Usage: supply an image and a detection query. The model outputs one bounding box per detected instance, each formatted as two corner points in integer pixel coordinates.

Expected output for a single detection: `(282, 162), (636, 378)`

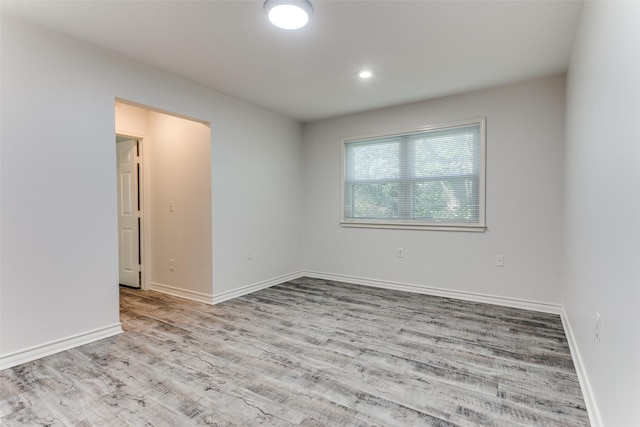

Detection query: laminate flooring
(0, 277), (590, 426)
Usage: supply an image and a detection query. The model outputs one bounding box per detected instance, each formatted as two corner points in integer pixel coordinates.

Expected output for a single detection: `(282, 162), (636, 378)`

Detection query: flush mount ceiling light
(264, 0), (313, 30)
(357, 69), (373, 79)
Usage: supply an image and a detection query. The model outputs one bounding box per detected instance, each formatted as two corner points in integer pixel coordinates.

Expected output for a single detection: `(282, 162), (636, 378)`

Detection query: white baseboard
(0, 323), (123, 371)
(212, 271), (304, 304)
(151, 271), (562, 315)
(560, 308), (603, 427)
(302, 271), (563, 314)
(150, 273), (304, 306)
(149, 282), (214, 304)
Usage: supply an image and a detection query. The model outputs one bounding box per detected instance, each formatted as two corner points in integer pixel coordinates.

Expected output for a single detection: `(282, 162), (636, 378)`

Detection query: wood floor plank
(1, 278), (589, 426)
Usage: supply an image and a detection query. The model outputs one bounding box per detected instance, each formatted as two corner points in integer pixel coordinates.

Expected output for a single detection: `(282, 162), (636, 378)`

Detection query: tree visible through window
(342, 119), (485, 230)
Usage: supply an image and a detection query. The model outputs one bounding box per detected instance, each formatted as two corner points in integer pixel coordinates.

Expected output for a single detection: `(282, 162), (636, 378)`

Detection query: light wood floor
(1, 277), (589, 426)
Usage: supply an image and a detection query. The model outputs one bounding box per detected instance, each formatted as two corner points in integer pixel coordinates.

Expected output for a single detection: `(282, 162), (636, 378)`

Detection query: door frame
(116, 131), (149, 290)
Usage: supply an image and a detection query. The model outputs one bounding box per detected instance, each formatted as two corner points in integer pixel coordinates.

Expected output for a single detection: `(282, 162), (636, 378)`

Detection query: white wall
(302, 75), (566, 305)
(116, 103), (213, 297)
(147, 111), (212, 296)
(562, 2), (640, 426)
(0, 15), (302, 360)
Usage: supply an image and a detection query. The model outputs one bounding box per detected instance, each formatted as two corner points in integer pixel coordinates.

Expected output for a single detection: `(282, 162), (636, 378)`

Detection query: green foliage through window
(343, 119), (485, 228)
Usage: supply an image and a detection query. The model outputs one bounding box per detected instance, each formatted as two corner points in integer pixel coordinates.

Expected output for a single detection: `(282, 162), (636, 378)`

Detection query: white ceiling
(1, 0), (583, 122)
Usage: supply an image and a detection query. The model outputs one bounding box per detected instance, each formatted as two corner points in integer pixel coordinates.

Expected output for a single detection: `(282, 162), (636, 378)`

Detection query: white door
(116, 138), (140, 288)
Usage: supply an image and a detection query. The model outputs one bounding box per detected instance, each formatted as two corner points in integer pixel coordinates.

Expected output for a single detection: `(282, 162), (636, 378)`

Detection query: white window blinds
(342, 119), (485, 230)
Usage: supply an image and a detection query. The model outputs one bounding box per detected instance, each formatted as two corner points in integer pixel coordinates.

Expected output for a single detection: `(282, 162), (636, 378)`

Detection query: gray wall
(0, 15), (303, 356)
(302, 75), (566, 305)
(562, 2), (640, 426)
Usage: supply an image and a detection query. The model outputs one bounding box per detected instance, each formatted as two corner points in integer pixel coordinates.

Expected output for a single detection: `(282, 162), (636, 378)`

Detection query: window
(342, 118), (486, 231)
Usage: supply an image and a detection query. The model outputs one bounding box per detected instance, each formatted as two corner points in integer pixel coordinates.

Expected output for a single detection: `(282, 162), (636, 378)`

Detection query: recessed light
(264, 0), (313, 30)
(357, 69), (373, 79)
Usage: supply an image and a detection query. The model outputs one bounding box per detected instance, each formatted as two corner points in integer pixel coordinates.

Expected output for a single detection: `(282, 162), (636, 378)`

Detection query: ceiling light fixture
(264, 0), (313, 30)
(357, 69), (373, 79)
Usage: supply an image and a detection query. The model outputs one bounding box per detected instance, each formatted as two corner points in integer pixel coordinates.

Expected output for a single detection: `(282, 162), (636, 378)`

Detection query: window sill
(340, 221), (487, 232)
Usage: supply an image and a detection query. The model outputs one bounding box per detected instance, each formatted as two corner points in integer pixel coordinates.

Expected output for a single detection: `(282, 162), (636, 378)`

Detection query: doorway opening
(114, 99), (213, 301)
(116, 135), (143, 288)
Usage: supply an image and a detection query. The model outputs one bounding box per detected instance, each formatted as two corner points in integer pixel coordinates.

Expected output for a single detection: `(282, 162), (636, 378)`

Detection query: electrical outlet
(169, 259), (175, 271)
(397, 248), (404, 258)
(496, 255), (504, 267)
(247, 249), (253, 260)
(595, 312), (602, 343)
(169, 200), (175, 212)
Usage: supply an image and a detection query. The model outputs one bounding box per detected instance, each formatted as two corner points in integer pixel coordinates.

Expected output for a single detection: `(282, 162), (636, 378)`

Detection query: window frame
(340, 117), (487, 232)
